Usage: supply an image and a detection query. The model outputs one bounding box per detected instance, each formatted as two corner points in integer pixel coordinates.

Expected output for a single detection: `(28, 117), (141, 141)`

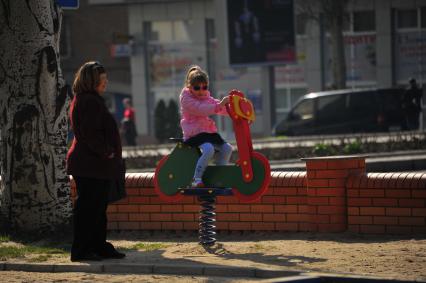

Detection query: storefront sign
(395, 31), (426, 83)
(110, 44), (131, 58)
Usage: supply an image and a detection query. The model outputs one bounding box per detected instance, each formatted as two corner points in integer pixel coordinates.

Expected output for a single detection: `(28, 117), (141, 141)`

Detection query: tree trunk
(0, 0), (72, 232)
(328, 0), (347, 89)
(297, 0), (348, 89)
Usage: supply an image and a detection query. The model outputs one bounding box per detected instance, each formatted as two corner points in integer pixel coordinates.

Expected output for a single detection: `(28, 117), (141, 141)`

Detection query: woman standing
(67, 61), (125, 261)
(121, 98), (138, 146)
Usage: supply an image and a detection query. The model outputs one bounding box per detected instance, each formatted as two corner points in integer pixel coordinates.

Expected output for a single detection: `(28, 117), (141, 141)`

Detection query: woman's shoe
(96, 242), (126, 259)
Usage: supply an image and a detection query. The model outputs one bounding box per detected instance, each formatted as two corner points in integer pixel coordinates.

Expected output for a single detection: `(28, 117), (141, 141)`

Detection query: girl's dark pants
(71, 176), (109, 257)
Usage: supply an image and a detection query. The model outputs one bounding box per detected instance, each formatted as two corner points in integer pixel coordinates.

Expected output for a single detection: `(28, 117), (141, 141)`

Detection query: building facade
(60, 0), (131, 125)
(88, 0), (426, 141)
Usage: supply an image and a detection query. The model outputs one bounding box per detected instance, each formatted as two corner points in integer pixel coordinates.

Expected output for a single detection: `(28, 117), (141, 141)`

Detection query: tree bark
(328, 0), (347, 89)
(0, 0), (72, 232)
(297, 0), (348, 89)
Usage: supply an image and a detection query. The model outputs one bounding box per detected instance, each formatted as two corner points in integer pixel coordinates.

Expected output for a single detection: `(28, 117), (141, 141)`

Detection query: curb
(2, 262), (425, 282)
(1, 262), (301, 279)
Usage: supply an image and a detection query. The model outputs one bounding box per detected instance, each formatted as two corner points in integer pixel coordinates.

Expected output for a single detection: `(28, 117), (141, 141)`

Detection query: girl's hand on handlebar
(220, 96), (230, 107)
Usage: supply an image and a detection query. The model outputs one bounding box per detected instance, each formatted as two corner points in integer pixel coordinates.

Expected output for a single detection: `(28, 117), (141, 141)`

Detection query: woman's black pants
(71, 176), (110, 257)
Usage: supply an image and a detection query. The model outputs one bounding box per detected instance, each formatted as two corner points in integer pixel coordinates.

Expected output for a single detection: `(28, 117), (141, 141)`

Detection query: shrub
(154, 99), (168, 143)
(343, 140), (363, 154)
(154, 99), (182, 143)
(166, 100), (182, 139)
(312, 143), (335, 156)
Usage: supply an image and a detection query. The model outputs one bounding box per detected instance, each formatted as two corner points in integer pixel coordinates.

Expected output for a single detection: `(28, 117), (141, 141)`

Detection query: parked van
(273, 88), (405, 136)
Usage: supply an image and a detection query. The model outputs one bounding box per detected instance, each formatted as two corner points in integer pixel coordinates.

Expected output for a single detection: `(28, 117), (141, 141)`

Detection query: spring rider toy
(154, 90), (271, 245)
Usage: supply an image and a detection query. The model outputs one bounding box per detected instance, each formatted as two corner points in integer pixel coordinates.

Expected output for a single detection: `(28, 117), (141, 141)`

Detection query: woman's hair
(72, 61), (106, 95)
(184, 65), (208, 87)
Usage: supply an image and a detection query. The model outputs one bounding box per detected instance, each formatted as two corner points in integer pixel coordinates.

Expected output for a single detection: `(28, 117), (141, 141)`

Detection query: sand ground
(1, 231), (425, 282)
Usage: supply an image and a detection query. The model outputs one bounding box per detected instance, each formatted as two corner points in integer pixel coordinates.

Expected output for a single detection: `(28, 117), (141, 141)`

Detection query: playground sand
(1, 231), (426, 282)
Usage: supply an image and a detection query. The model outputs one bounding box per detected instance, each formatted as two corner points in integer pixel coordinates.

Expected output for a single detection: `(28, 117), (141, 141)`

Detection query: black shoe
(96, 242), (126, 259)
(97, 249), (126, 259)
(71, 252), (103, 262)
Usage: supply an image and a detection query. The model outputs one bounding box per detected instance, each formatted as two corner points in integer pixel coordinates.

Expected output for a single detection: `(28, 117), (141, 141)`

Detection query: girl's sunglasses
(192, 85), (208, 91)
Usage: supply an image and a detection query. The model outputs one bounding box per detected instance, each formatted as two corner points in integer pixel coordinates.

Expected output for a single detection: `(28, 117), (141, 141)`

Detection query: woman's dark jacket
(67, 91), (123, 180)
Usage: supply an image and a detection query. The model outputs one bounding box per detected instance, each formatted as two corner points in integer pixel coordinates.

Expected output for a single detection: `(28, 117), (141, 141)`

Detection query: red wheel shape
(154, 155), (184, 203)
(231, 151), (271, 203)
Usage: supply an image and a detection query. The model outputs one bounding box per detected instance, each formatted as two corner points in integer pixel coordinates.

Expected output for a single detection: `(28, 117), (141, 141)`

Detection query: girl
(180, 65), (233, 187)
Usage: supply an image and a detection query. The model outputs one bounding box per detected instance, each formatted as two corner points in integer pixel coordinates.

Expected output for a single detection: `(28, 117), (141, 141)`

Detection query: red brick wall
(347, 172), (426, 234)
(105, 172), (309, 231)
(304, 156), (366, 232)
(70, 157), (426, 234)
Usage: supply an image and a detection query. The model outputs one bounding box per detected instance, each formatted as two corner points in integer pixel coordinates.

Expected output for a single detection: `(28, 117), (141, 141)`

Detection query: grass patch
(28, 255), (52, 262)
(0, 245), (68, 261)
(0, 235), (10, 242)
(129, 242), (169, 251)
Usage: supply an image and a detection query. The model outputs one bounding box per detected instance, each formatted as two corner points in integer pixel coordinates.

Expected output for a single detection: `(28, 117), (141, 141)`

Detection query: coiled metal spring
(198, 195), (216, 246)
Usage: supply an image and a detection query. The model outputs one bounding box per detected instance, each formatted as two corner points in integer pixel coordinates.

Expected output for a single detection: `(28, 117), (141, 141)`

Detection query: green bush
(312, 143), (335, 156)
(154, 99), (182, 143)
(166, 100), (182, 139)
(343, 140), (363, 154)
(154, 99), (168, 143)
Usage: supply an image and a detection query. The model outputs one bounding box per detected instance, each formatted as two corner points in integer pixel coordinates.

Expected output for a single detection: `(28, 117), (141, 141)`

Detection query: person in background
(402, 78), (422, 130)
(121, 98), (138, 146)
(67, 61), (126, 262)
(179, 65), (232, 187)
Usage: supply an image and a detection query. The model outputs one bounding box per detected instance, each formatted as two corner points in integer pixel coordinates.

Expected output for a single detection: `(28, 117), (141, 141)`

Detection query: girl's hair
(72, 61), (106, 95)
(185, 65), (209, 87)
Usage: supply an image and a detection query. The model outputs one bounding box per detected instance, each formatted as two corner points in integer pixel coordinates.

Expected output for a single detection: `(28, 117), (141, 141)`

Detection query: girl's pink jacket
(180, 87), (228, 140)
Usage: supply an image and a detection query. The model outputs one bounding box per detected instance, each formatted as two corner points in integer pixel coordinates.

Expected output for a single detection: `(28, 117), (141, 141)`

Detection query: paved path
(1, 260), (422, 282)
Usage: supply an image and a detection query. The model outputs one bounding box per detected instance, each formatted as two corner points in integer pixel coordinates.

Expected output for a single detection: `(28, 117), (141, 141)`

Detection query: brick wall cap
(301, 155), (368, 161)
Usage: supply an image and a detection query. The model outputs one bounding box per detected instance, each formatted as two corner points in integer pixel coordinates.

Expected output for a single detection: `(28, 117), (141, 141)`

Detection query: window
(296, 13), (308, 35)
(275, 87), (307, 122)
(353, 11), (375, 32)
(150, 21), (190, 42)
(290, 88), (307, 105)
(275, 88), (307, 110)
(348, 91), (376, 117)
(292, 99), (314, 121)
(397, 9), (417, 29)
(342, 12), (351, 32)
(317, 95), (346, 123)
(329, 11), (374, 33)
(276, 89), (289, 110)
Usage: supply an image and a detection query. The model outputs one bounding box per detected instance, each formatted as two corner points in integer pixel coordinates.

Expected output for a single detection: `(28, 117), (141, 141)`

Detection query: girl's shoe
(191, 178), (204, 188)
